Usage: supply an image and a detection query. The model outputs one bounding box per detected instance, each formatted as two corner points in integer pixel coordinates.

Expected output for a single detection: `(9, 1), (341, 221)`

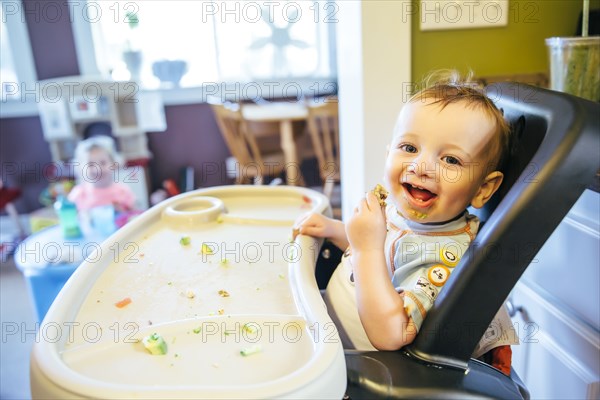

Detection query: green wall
(412, 0), (600, 81)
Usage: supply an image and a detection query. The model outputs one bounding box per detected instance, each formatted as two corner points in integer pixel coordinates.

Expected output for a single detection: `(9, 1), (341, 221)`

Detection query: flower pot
(152, 60), (188, 87)
(546, 36), (600, 102)
(123, 50), (143, 82)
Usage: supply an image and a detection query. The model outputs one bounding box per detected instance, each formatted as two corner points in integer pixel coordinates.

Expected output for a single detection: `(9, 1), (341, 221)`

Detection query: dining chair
(209, 101), (286, 185)
(306, 97), (340, 202)
(241, 99), (311, 187)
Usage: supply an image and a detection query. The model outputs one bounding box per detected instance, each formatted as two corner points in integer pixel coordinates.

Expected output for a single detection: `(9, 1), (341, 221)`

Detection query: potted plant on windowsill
(545, 0), (599, 102)
(122, 11), (142, 82)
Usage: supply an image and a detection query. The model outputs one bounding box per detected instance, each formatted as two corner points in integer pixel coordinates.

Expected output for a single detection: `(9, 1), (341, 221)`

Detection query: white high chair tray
(30, 186), (346, 399)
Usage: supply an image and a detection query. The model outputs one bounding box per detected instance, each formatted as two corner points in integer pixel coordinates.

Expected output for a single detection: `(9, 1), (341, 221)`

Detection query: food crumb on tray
(201, 243), (214, 255)
(240, 344), (262, 357)
(142, 333), (168, 355)
(115, 297), (132, 308)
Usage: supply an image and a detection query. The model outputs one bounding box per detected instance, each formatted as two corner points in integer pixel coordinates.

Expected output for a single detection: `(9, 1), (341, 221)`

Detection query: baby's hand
(293, 212), (335, 239)
(346, 192), (387, 253)
(293, 212), (348, 250)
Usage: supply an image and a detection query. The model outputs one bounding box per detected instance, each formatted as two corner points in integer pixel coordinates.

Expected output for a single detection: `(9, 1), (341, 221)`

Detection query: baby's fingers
(355, 193), (378, 215)
(293, 213), (325, 239)
(365, 191), (381, 210)
(293, 211), (312, 227)
(293, 214), (311, 240)
(353, 202), (364, 217)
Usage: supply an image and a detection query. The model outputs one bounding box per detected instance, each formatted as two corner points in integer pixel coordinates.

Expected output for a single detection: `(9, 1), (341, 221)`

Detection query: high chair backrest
(306, 97), (340, 197)
(407, 83), (600, 368)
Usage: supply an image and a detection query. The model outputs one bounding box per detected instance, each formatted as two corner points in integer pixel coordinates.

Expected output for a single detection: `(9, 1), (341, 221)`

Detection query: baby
(295, 72), (518, 374)
(68, 136), (135, 213)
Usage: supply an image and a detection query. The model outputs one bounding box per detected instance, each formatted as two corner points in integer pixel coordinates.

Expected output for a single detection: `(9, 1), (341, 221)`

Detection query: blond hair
(73, 136), (124, 179)
(408, 70), (511, 171)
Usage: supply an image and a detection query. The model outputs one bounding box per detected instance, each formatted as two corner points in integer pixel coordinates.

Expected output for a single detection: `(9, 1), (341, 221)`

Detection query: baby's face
(86, 148), (116, 188)
(384, 99), (498, 223)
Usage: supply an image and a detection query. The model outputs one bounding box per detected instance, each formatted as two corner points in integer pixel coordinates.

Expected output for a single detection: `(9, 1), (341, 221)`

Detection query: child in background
(294, 71), (518, 375)
(68, 136), (135, 213)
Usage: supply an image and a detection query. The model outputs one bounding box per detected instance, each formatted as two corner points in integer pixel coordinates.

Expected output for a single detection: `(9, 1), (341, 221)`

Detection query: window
(0, 0), (38, 116)
(0, 10), (18, 100)
(72, 0), (337, 98)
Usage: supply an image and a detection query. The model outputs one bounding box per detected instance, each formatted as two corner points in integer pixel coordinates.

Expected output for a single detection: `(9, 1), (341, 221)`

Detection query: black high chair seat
(316, 83), (599, 399)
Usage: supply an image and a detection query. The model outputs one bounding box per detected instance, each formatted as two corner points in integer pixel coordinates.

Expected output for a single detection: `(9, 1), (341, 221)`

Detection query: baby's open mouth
(402, 183), (437, 205)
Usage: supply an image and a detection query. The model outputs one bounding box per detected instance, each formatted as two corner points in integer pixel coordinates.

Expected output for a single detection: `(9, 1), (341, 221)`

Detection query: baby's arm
(347, 192), (417, 350)
(67, 185), (84, 209)
(113, 184), (136, 212)
(294, 212), (349, 251)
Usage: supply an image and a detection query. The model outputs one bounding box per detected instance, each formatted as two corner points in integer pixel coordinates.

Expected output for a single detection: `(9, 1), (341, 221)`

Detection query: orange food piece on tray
(115, 297), (132, 308)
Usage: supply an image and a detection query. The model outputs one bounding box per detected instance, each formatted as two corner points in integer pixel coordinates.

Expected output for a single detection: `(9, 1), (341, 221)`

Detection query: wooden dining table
(241, 102), (308, 186)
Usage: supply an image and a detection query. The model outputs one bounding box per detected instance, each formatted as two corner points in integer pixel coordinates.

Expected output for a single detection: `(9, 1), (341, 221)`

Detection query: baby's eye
(443, 156), (462, 166)
(400, 144), (418, 153)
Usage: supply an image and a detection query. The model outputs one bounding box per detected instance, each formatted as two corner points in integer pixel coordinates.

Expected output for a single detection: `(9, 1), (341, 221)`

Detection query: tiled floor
(1, 214), (34, 399)
(1, 256), (35, 400)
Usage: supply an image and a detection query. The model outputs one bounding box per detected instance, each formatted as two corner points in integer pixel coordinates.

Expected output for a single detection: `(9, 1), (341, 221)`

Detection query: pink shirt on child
(68, 183), (135, 212)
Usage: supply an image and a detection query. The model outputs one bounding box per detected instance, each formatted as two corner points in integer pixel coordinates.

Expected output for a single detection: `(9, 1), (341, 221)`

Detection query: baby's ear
(471, 171), (503, 209)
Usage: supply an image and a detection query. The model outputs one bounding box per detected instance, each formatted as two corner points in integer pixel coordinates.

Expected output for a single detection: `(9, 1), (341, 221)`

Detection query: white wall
(336, 1), (411, 220)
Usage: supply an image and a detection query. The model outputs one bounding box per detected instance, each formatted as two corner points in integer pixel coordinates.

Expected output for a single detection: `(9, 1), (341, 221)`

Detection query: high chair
(26, 84), (597, 399)
(209, 100), (286, 185)
(335, 82), (599, 398)
(306, 97), (340, 211)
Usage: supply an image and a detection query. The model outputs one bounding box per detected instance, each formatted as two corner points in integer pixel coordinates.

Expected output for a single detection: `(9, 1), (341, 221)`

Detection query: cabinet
(510, 189), (599, 399)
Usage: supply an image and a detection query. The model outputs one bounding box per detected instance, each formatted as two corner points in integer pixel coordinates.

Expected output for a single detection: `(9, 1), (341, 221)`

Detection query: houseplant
(546, 0), (599, 101)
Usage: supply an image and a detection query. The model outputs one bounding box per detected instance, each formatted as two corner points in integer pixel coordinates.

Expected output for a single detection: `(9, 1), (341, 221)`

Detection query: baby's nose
(413, 152), (438, 176)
